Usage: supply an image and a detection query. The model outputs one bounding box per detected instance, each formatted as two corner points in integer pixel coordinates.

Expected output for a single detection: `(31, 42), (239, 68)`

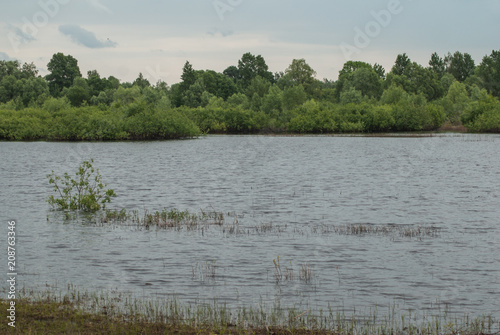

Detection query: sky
(1, 0), (499, 84)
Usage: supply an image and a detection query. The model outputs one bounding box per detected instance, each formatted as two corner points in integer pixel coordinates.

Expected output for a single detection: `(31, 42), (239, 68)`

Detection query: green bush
(467, 105), (500, 132)
(363, 105), (395, 132)
(47, 159), (116, 211)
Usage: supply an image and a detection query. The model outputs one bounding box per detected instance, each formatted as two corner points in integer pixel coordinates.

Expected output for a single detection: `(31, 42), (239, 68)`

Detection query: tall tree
(87, 70), (106, 98)
(477, 50), (500, 97)
(20, 62), (38, 79)
(386, 62), (444, 101)
(133, 73), (151, 90)
(391, 53), (411, 76)
(445, 51), (475, 82)
(336, 61), (377, 99)
(45, 53), (81, 97)
(284, 59), (317, 93)
(343, 67), (383, 99)
(373, 63), (386, 79)
(237, 52), (273, 89)
(428, 52), (446, 77)
(181, 61), (196, 88)
(223, 65), (240, 84)
(0, 60), (21, 81)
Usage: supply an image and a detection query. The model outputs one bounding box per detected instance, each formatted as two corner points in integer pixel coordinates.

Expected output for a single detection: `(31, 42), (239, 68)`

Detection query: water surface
(1, 134), (499, 318)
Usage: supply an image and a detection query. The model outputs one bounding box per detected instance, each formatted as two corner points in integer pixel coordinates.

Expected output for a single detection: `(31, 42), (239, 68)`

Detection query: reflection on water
(1, 134), (499, 318)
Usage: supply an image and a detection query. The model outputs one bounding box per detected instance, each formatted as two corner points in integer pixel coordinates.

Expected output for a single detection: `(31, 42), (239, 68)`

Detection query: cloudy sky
(1, 0), (499, 84)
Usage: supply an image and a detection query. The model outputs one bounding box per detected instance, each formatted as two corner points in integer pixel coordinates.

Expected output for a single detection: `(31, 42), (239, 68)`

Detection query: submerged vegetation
(1, 50), (500, 140)
(93, 207), (440, 241)
(2, 286), (498, 335)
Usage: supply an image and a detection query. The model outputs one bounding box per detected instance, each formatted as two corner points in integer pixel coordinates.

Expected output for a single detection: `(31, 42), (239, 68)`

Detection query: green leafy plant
(47, 159), (116, 211)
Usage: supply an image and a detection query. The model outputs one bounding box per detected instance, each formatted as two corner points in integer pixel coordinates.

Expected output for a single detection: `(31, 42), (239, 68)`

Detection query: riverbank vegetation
(1, 287), (498, 335)
(1, 50), (500, 140)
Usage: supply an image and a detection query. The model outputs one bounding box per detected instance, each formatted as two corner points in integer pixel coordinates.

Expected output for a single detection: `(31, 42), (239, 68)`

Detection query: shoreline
(2, 130), (496, 143)
(2, 287), (499, 335)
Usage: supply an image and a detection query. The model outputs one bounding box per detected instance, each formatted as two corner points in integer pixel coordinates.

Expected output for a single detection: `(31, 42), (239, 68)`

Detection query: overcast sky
(1, 0), (499, 84)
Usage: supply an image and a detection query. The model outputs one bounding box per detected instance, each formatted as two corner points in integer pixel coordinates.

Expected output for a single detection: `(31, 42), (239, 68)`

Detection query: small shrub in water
(47, 159), (116, 211)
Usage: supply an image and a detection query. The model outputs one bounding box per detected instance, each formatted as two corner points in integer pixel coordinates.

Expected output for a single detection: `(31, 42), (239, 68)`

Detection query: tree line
(1, 50), (499, 140)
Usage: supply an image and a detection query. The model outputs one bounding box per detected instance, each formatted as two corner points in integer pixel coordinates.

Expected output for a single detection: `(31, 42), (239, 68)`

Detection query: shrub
(47, 159), (116, 211)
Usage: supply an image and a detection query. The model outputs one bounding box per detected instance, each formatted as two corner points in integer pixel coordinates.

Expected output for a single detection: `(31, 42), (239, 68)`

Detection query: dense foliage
(1, 49), (500, 140)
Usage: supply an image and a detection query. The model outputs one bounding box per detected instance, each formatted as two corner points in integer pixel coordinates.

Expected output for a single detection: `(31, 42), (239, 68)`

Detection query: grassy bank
(1, 287), (499, 335)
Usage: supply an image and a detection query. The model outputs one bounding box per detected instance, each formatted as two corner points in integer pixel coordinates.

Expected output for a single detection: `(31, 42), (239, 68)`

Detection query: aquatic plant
(272, 256), (316, 285)
(47, 159), (116, 211)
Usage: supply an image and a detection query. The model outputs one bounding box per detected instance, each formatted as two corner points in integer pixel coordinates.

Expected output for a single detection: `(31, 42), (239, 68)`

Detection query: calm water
(1, 134), (499, 318)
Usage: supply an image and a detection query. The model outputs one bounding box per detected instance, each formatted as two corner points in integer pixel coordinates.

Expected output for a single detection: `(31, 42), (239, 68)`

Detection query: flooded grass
(272, 256), (318, 285)
(4, 286), (498, 335)
(99, 207), (227, 230)
(92, 207), (441, 241)
(311, 223), (440, 238)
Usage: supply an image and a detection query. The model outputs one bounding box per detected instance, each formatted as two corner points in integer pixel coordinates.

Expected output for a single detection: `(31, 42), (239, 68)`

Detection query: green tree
(173, 61), (197, 107)
(0, 60), (22, 81)
(87, 70), (107, 98)
(106, 76), (120, 90)
(336, 61), (374, 99)
(133, 73), (151, 90)
(261, 84), (283, 119)
(21, 77), (49, 107)
(461, 88), (499, 125)
(386, 62), (443, 101)
(441, 73), (456, 93)
(181, 61), (196, 88)
(246, 75), (271, 99)
(45, 53), (82, 97)
(223, 65), (240, 84)
(0, 75), (21, 103)
(476, 50), (500, 97)
(380, 84), (408, 105)
(200, 70), (238, 100)
(227, 93), (249, 107)
(282, 85), (307, 111)
(183, 79), (206, 108)
(237, 52), (273, 89)
(340, 87), (364, 105)
(445, 51), (475, 82)
(20, 62), (38, 79)
(284, 59), (317, 89)
(373, 63), (386, 79)
(391, 53), (411, 76)
(428, 52), (446, 77)
(112, 86), (141, 107)
(441, 81), (470, 124)
(66, 77), (91, 107)
(342, 67), (382, 99)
